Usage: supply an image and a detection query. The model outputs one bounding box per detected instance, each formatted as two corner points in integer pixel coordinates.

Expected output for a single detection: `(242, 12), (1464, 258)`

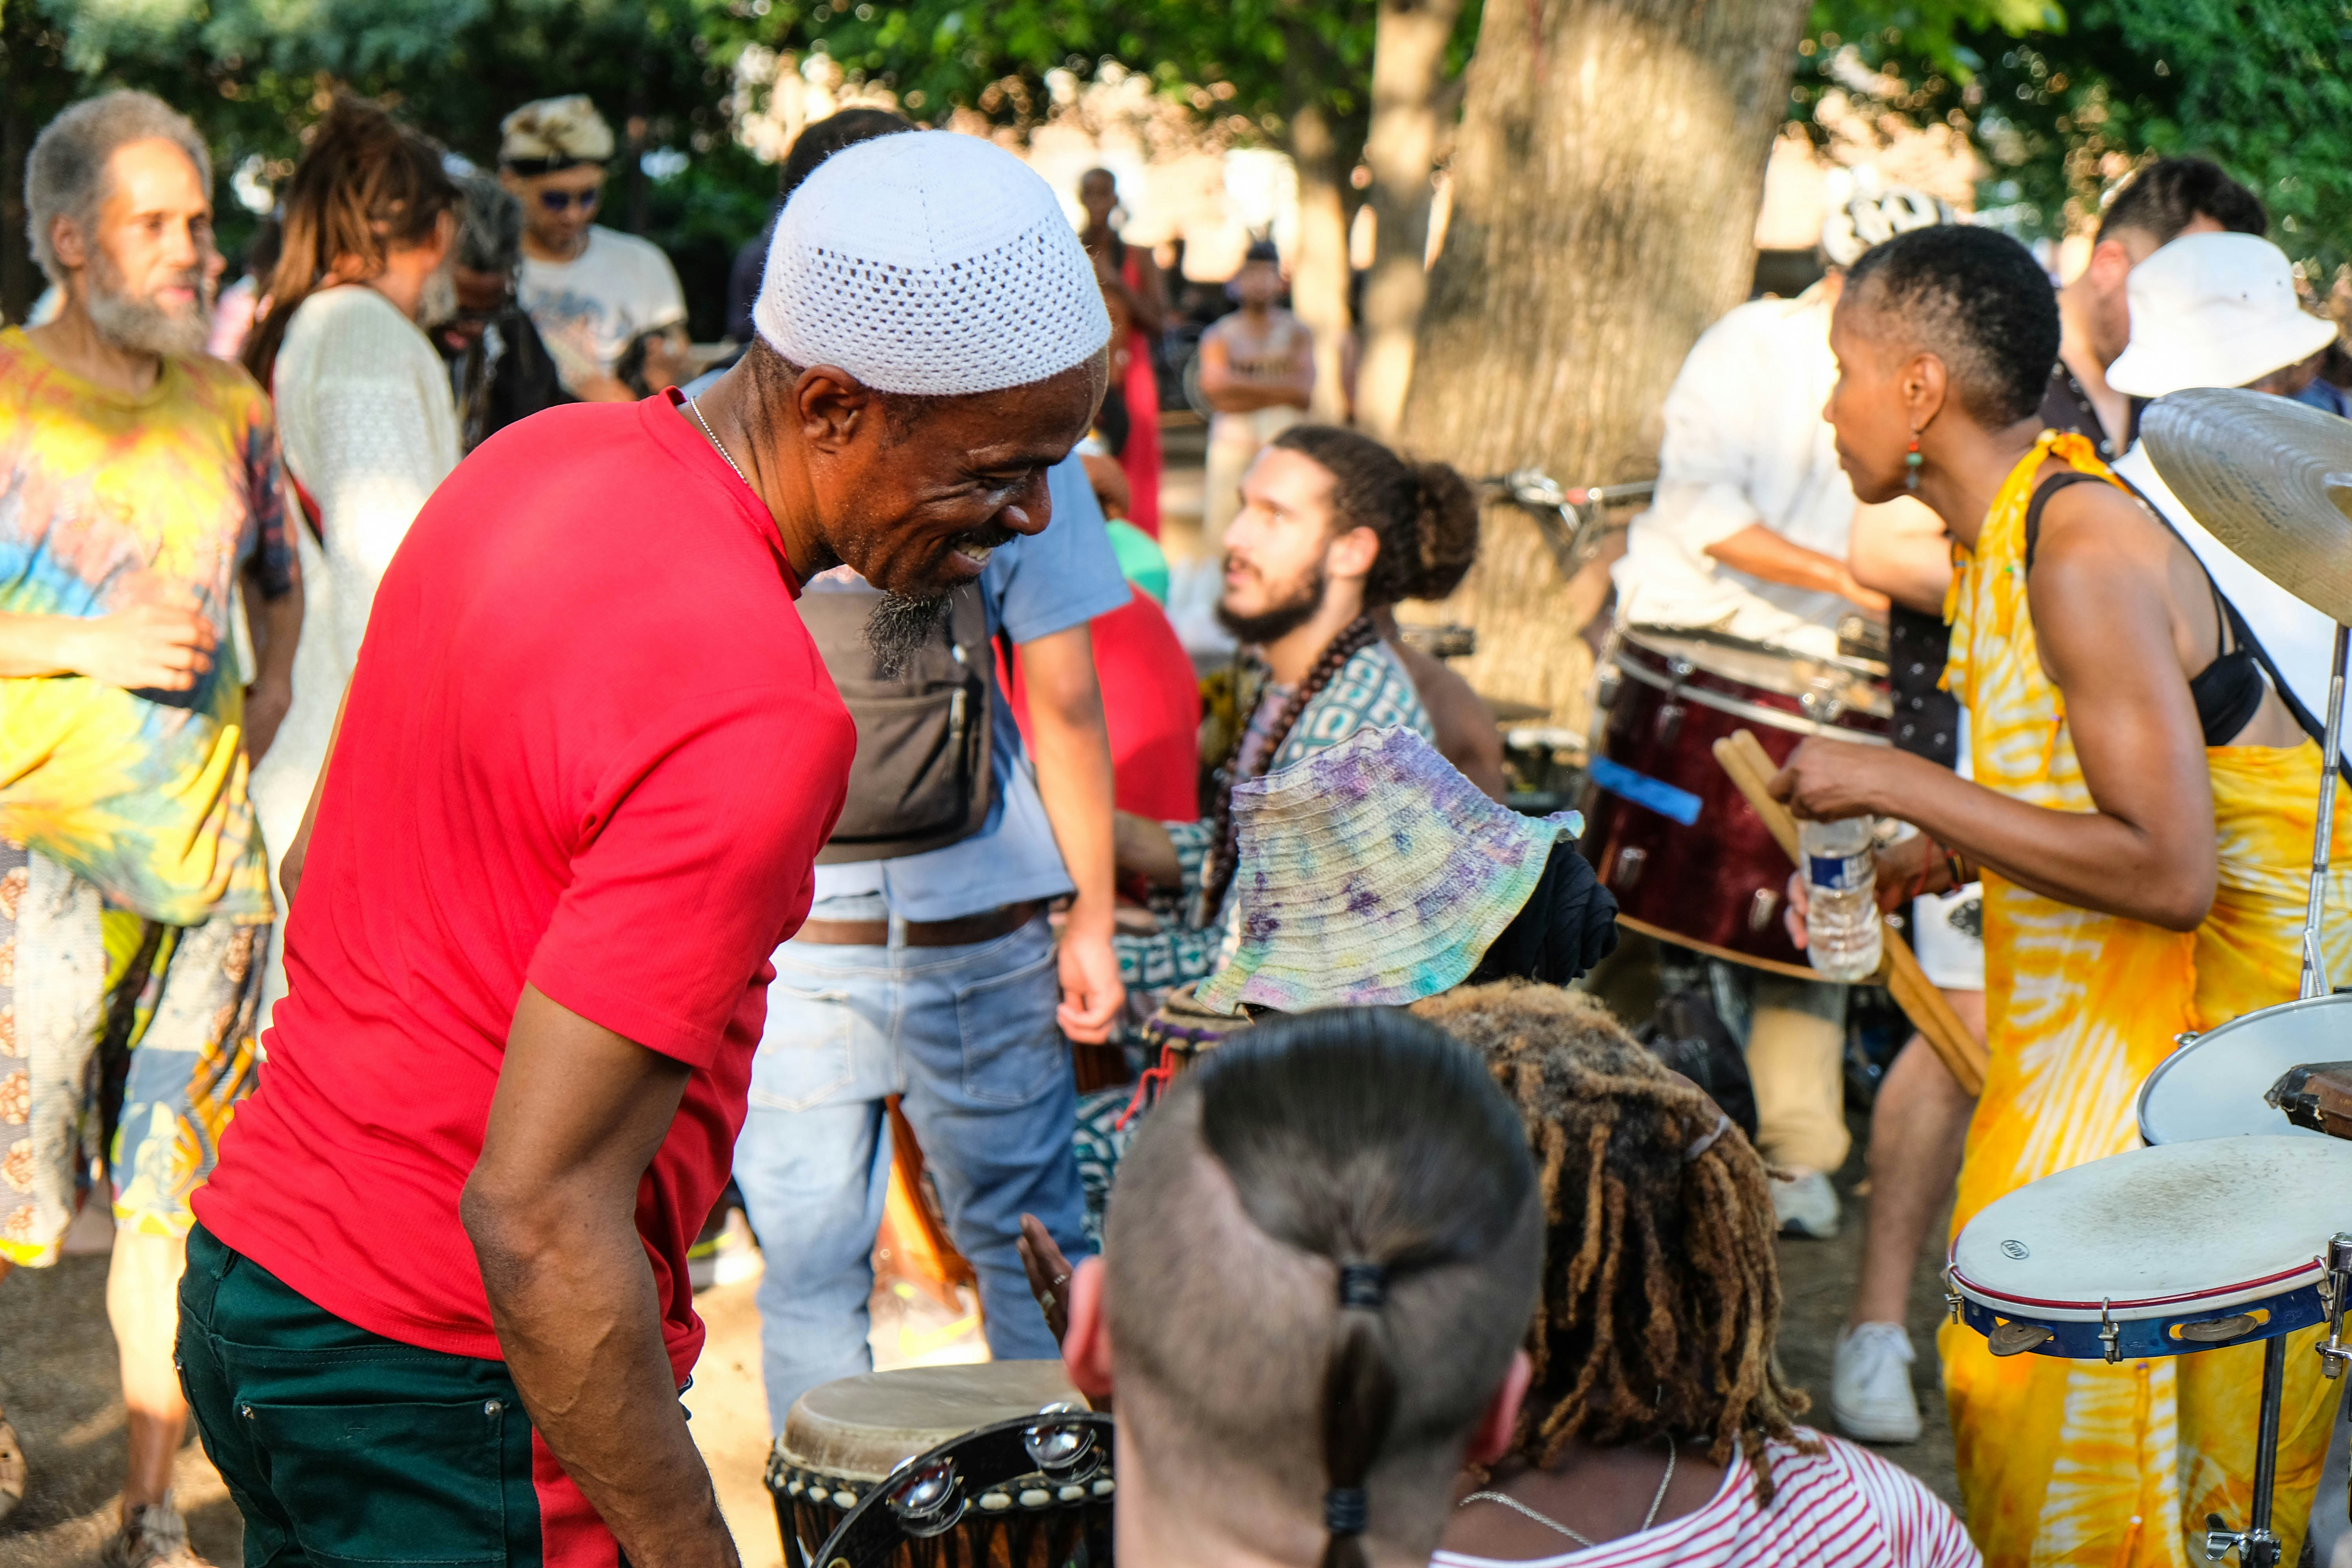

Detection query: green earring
(1904, 434), (1923, 492)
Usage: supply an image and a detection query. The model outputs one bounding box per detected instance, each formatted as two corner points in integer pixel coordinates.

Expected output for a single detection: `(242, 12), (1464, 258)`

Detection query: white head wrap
(753, 131), (1113, 397)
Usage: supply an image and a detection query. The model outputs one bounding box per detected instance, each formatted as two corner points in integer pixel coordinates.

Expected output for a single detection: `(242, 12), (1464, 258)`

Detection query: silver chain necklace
(1457, 1435), (1676, 1549)
(686, 396), (752, 491)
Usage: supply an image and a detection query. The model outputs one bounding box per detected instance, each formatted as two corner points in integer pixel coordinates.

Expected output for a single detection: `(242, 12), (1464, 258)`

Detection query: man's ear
(1062, 1254), (1116, 1403)
(49, 213), (88, 273)
(1465, 1348), (1532, 1468)
(794, 363), (882, 452)
(1325, 523), (1380, 586)
(2086, 236), (2134, 292)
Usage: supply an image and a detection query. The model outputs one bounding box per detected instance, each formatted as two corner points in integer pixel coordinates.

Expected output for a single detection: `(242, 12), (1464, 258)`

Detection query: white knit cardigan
(248, 285), (458, 1025)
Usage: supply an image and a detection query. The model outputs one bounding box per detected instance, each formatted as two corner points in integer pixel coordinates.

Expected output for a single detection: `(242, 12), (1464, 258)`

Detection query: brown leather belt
(794, 900), (1041, 949)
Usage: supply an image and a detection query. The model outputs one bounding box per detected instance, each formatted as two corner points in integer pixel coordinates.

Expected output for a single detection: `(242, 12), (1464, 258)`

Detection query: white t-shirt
(518, 226), (686, 388)
(1435, 1431), (1979, 1568)
(1612, 285), (1858, 654)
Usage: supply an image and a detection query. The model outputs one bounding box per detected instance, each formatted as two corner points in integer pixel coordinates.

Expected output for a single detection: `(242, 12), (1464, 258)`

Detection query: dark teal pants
(177, 1224), (549, 1568)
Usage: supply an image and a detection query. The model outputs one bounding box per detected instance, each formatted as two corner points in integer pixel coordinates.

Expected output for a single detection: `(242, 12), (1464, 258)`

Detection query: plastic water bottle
(1800, 816), (1884, 982)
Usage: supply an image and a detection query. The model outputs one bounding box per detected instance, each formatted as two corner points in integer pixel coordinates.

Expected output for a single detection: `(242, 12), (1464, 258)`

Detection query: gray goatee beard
(415, 265), (459, 332)
(85, 255), (210, 359)
(864, 592), (952, 680)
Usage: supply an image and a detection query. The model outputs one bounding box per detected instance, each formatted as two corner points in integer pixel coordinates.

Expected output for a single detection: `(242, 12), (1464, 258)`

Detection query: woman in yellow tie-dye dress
(1772, 225), (2352, 1565)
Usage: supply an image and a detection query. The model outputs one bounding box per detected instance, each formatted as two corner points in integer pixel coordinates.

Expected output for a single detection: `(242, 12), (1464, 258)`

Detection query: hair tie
(1324, 1486), (1369, 1535)
(1338, 1263), (1388, 1310)
(1683, 1112), (1731, 1164)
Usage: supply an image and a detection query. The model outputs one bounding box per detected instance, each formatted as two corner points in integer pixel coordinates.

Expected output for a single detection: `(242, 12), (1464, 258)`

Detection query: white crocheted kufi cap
(754, 131), (1113, 397)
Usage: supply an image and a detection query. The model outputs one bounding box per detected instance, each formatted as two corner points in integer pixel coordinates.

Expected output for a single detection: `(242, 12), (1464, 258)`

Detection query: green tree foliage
(1795, 0), (2352, 270)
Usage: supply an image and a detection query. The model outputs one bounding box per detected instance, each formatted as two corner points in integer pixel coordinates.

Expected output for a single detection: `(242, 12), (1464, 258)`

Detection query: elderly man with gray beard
(0, 90), (300, 1568)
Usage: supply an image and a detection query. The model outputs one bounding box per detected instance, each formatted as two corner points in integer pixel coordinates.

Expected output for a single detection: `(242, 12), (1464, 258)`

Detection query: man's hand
(1016, 1212), (1076, 1346)
(243, 677), (292, 764)
(1056, 924), (1123, 1044)
(463, 988), (739, 1568)
(69, 591), (217, 691)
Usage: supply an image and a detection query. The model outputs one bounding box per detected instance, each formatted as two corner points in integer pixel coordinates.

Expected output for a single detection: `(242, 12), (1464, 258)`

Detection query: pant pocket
(749, 980), (858, 1112)
(953, 947), (1063, 1106)
(244, 1396), (513, 1566)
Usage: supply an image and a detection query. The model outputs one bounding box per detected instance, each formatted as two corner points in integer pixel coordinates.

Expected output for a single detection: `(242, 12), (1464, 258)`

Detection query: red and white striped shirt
(1433, 1430), (1979, 1568)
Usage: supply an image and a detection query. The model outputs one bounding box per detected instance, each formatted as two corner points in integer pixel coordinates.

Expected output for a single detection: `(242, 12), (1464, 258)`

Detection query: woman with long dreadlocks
(1111, 425), (1478, 1015)
(1417, 983), (1978, 1568)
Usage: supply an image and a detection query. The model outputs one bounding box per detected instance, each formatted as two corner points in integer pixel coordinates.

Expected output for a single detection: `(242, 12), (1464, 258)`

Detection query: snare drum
(767, 1361), (1110, 1568)
(1582, 626), (1891, 975)
(1949, 1136), (2352, 1360)
(2136, 994), (2352, 1144)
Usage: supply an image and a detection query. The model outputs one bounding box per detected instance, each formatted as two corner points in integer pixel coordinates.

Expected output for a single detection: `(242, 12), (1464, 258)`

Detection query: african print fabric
(0, 327), (281, 926)
(1937, 431), (2352, 1566)
(1112, 638), (1432, 1019)
(0, 838), (266, 1267)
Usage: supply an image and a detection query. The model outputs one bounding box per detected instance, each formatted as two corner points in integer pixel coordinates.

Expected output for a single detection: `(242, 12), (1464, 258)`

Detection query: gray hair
(26, 91), (212, 286)
(454, 174), (523, 274)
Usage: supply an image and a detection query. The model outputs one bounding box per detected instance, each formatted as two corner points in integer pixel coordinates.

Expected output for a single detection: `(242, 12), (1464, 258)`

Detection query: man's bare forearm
(244, 572), (303, 691)
(467, 1190), (733, 1567)
(1114, 810), (1182, 890)
(1020, 626), (1116, 937)
(463, 988), (738, 1568)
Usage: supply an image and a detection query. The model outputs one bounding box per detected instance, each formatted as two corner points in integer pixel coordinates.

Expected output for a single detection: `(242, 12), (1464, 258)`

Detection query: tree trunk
(1282, 32), (1361, 426)
(1397, 0), (1809, 724)
(1355, 0), (1468, 440)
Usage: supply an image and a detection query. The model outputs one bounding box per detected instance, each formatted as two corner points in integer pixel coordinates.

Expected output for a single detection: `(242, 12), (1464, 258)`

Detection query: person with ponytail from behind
(1058, 1007), (1543, 1566)
(1417, 982), (1978, 1568)
(242, 96), (460, 1029)
(1112, 426), (1480, 1018)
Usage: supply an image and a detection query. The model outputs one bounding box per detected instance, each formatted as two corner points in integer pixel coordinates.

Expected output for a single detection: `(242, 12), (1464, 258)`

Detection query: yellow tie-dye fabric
(1938, 430), (2352, 1567)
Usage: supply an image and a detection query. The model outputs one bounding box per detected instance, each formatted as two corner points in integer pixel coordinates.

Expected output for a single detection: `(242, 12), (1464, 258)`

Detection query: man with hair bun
(500, 94), (689, 401)
(1, 87), (298, 1567)
(181, 130), (1112, 1568)
(1059, 1006), (1543, 1568)
(1112, 425), (1476, 1010)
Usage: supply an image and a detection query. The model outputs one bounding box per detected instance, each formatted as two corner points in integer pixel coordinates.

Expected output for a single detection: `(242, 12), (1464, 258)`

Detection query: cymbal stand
(2299, 624), (2349, 999)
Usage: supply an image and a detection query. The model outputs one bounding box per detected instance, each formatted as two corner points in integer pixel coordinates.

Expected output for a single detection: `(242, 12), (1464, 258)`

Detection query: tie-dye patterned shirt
(0, 327), (286, 926)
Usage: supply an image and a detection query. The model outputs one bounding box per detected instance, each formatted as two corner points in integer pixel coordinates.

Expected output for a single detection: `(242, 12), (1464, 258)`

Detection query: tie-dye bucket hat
(1193, 726), (1583, 1015)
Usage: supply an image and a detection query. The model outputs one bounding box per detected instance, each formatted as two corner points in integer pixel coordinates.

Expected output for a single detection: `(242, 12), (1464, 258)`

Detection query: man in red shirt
(179, 131), (1112, 1568)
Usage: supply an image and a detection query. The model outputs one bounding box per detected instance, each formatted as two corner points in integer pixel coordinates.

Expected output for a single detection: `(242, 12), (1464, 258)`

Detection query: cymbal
(2141, 388), (2352, 626)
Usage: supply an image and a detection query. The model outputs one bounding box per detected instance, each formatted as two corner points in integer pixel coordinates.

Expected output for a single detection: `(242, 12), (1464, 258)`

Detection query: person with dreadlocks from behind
(1111, 425), (1475, 1016)
(1416, 981), (1979, 1568)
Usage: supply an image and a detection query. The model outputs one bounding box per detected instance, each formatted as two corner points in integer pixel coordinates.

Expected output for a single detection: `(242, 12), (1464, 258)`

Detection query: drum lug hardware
(1653, 701), (1684, 744)
(1594, 662), (1623, 711)
(2099, 1299), (2121, 1364)
(1610, 846), (1647, 891)
(1748, 888), (1780, 933)
(1943, 1270), (1962, 1326)
(2319, 1234), (2352, 1378)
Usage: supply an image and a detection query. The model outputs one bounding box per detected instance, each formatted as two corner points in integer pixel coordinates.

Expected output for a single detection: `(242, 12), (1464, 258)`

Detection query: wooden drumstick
(1711, 730), (1989, 1098)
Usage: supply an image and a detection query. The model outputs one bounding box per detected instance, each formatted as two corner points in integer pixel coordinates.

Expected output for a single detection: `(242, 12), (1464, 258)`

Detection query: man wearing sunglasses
(499, 94), (689, 403)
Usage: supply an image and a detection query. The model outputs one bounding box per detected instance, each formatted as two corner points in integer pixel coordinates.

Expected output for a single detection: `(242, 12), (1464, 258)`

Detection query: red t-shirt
(197, 396), (853, 1381)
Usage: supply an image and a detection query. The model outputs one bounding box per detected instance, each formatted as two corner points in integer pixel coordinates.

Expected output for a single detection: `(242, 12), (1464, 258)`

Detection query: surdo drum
(1949, 1136), (2352, 1567)
(766, 1361), (1112, 1568)
(1582, 627), (1891, 974)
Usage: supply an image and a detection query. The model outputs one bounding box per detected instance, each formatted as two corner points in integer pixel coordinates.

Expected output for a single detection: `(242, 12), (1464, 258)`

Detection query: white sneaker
(1769, 1168), (1839, 1239)
(1833, 1321), (1924, 1444)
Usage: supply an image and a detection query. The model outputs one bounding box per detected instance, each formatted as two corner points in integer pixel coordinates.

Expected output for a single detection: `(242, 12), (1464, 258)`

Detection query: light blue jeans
(732, 914), (1088, 1434)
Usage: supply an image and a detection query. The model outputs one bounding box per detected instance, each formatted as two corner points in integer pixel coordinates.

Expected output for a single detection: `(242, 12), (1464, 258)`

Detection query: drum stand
(2204, 1235), (2352, 1564)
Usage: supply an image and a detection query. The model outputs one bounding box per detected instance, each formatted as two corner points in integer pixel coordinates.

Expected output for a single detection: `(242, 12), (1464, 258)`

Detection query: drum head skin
(1951, 1137), (2352, 1358)
(2137, 994), (2352, 1143)
(780, 1361), (1088, 1483)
